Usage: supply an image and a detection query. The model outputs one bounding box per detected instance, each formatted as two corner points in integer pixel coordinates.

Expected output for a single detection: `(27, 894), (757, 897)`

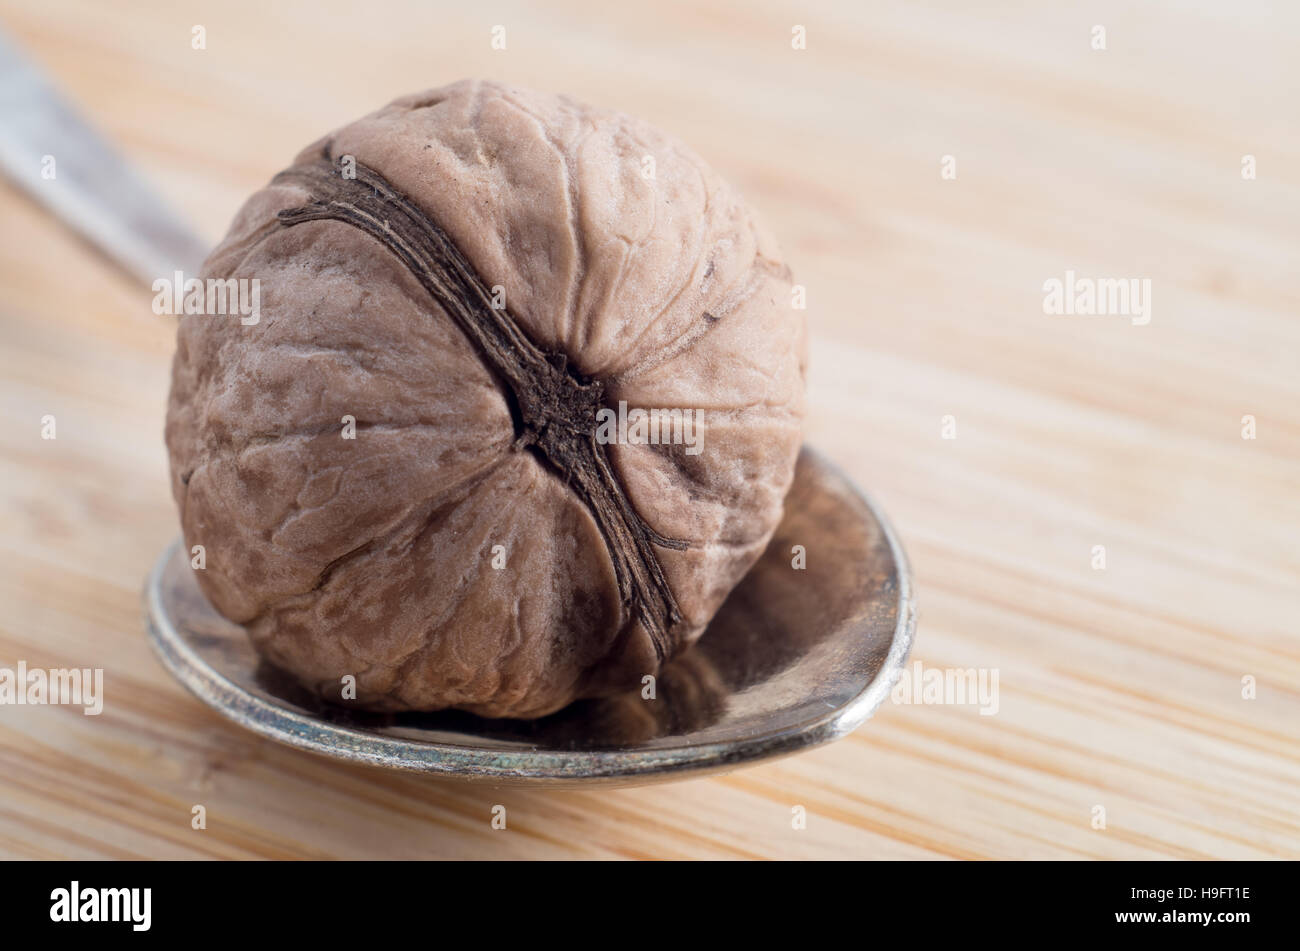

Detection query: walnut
(165, 79), (806, 718)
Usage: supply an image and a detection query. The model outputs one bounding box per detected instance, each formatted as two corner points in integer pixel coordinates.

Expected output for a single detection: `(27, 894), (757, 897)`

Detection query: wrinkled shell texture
(166, 80), (807, 718)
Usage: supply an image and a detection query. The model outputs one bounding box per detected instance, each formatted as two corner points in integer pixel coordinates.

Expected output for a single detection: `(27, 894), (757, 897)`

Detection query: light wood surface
(1, 0), (1297, 859)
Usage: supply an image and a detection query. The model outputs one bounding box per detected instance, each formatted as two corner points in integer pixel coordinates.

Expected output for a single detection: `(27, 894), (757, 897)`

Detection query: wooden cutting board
(0, 0), (1296, 859)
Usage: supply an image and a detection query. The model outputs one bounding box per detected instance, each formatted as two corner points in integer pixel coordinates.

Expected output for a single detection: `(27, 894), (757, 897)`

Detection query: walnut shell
(165, 79), (806, 718)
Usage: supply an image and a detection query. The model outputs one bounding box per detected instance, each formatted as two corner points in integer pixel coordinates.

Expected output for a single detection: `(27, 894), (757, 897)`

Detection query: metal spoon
(145, 447), (914, 786)
(0, 30), (916, 786)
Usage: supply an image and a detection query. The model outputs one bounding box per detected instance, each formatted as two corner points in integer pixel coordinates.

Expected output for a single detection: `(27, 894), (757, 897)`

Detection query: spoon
(0, 31), (916, 787)
(145, 447), (914, 786)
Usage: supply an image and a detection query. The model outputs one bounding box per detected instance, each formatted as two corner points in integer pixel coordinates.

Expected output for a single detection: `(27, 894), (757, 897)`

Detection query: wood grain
(0, 0), (1296, 859)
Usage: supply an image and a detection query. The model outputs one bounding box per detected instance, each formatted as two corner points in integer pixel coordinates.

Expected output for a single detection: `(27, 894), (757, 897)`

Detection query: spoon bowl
(144, 446), (915, 787)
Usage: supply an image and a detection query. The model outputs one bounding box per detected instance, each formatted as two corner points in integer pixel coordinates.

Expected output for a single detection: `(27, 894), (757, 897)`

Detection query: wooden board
(0, 0), (1296, 859)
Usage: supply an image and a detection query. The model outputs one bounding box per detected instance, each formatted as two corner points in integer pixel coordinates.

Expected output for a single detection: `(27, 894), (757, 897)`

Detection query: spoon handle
(0, 28), (208, 285)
